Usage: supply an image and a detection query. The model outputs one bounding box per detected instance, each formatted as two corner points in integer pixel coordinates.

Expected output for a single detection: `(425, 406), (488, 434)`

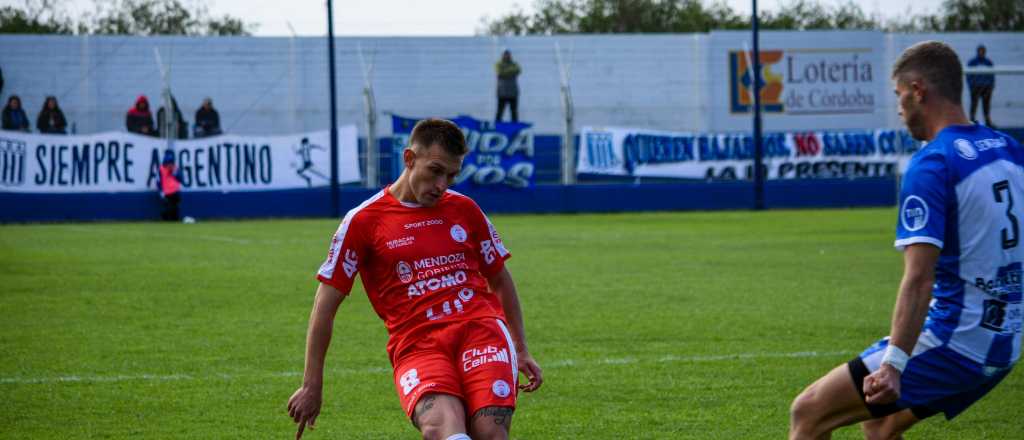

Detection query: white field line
(0, 350), (853, 385)
(60, 225), (254, 245)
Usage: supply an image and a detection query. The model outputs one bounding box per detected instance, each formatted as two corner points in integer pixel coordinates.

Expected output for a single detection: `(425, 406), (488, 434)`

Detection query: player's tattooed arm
(472, 406), (514, 427)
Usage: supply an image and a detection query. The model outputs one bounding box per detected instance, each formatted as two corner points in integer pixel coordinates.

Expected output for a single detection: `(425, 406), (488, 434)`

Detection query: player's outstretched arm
(864, 243), (939, 405)
(287, 282), (346, 439)
(488, 266), (543, 392)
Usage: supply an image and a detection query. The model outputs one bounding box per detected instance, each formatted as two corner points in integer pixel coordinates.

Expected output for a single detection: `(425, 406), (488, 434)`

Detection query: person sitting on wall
(194, 97), (222, 138)
(36, 96), (68, 134)
(126, 95), (157, 136)
(158, 150), (183, 222)
(2, 95), (30, 132)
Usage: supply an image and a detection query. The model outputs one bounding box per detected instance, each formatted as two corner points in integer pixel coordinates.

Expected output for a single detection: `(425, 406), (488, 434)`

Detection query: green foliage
(482, 0), (747, 34)
(0, 0), (256, 35)
(481, 0), (1023, 34)
(927, 0), (1024, 31)
(0, 0), (74, 34)
(760, 0), (880, 30)
(1, 210), (1021, 438)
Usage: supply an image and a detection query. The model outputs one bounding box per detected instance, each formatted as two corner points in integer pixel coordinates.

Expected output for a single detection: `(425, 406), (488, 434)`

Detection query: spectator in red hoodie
(126, 95), (156, 136)
(158, 149), (182, 221)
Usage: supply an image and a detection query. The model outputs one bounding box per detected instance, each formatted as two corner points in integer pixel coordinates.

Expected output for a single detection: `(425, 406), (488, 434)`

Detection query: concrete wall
(1, 32), (1020, 137)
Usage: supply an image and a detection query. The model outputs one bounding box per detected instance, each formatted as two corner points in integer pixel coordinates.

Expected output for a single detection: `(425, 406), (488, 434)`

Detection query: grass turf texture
(1, 208), (1021, 439)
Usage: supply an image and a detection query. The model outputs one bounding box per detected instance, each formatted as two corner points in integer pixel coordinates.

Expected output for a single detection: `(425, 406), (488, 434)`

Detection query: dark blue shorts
(850, 337), (1012, 420)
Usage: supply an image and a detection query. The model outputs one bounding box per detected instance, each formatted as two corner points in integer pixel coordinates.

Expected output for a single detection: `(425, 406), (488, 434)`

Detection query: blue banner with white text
(391, 115), (535, 189)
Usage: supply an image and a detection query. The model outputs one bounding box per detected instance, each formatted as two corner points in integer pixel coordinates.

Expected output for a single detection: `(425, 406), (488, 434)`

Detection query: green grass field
(1, 208), (1021, 439)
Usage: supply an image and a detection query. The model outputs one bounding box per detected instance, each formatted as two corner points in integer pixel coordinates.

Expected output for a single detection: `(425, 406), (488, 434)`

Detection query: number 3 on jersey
(993, 180), (1020, 249)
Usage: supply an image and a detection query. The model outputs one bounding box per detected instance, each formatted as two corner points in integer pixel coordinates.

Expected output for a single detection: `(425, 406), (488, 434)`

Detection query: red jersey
(316, 187), (512, 362)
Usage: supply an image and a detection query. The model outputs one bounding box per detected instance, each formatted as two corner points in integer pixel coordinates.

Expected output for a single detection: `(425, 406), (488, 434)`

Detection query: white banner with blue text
(0, 126), (360, 193)
(578, 126), (920, 180)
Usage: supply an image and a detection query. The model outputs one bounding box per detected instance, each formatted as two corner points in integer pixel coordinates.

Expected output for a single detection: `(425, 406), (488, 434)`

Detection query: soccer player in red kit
(287, 118), (543, 440)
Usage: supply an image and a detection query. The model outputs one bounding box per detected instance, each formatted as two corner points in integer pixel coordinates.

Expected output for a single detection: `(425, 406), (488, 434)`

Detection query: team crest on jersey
(954, 138), (978, 160)
(450, 224), (468, 243)
(396, 261), (413, 283)
(491, 379), (511, 398)
(901, 195), (929, 232)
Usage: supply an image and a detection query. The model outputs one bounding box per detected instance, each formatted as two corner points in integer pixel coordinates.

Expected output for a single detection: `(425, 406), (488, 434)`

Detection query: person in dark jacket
(2, 95), (30, 132)
(158, 149), (183, 221)
(494, 50), (521, 123)
(157, 96), (188, 140)
(36, 96), (68, 134)
(126, 95), (156, 136)
(966, 44), (995, 126)
(194, 97), (222, 138)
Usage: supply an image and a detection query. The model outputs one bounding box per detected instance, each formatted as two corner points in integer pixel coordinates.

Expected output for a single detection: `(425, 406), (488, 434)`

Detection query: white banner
(0, 126), (360, 193)
(708, 31), (887, 132)
(578, 126), (920, 180)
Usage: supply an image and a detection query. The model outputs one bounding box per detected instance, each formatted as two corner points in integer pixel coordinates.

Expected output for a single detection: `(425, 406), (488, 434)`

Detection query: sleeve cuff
(894, 236), (943, 251)
(316, 274), (352, 295)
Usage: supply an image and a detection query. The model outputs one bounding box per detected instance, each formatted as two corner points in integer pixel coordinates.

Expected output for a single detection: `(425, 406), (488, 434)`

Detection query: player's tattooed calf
(412, 395), (438, 429)
(473, 406), (514, 427)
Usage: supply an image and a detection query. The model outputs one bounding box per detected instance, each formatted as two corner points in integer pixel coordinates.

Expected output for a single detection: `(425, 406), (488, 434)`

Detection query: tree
(760, 1), (880, 30)
(0, 0), (256, 35)
(0, 0), (76, 34)
(480, 0), (1023, 34)
(480, 0), (747, 35)
(926, 0), (1024, 31)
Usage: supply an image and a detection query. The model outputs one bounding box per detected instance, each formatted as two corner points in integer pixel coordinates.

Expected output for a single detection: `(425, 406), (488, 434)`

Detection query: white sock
(445, 434), (471, 440)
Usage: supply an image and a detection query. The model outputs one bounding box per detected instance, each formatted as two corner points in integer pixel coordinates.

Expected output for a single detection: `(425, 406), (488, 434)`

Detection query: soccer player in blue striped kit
(789, 41), (1023, 439)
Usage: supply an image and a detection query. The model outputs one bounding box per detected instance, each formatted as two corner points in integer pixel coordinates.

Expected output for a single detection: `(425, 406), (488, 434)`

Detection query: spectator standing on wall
(126, 95), (156, 136)
(2, 95), (30, 132)
(495, 50), (521, 123)
(157, 96), (188, 140)
(36, 96), (67, 134)
(966, 44), (995, 127)
(158, 150), (183, 221)
(194, 97), (222, 138)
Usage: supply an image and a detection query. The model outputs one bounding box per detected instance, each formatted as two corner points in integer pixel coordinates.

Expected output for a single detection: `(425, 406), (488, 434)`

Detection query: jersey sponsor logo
(487, 220), (509, 257)
(975, 137), (1008, 152)
(404, 218), (443, 230)
(481, 239), (497, 264)
(491, 379), (511, 398)
(450, 224), (468, 243)
(463, 345), (511, 372)
(425, 288), (475, 321)
(901, 195), (929, 232)
(975, 263), (1023, 298)
(414, 252), (466, 270)
(325, 234), (339, 265)
(387, 236), (415, 249)
(342, 249), (358, 278)
(396, 261), (413, 283)
(414, 252), (470, 280)
(954, 138), (978, 160)
(407, 270), (468, 297)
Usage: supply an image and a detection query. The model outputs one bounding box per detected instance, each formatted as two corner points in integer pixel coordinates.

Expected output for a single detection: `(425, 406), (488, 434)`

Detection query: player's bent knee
(789, 386), (827, 439)
(469, 406), (513, 440)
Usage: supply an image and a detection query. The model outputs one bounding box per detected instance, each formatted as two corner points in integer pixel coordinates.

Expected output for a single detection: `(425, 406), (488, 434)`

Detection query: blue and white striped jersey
(896, 124), (1024, 368)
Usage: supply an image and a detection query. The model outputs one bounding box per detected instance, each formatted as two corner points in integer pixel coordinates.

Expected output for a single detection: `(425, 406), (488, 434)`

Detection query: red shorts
(392, 318), (518, 419)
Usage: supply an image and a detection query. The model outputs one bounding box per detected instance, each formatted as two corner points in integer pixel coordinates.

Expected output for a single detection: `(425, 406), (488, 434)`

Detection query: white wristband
(881, 345), (910, 373)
